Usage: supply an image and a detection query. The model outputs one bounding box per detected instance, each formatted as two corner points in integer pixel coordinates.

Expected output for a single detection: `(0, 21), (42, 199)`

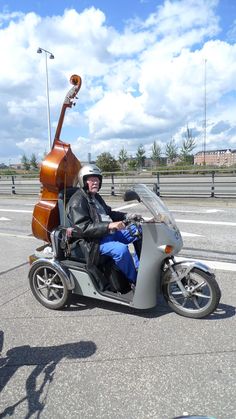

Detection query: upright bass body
(32, 75), (82, 242)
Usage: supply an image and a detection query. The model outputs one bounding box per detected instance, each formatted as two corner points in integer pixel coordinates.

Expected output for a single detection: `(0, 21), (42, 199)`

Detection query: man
(66, 164), (140, 284)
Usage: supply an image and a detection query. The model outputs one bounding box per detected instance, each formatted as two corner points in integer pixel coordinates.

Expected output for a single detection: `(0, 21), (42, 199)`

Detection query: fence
(0, 172), (235, 198)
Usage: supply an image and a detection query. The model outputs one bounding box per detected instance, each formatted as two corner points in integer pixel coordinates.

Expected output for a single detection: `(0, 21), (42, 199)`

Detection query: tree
(127, 158), (137, 170)
(136, 144), (146, 169)
(151, 141), (162, 168)
(21, 153), (30, 171)
(180, 126), (196, 164)
(96, 152), (119, 172)
(165, 139), (178, 164)
(30, 153), (38, 170)
(118, 147), (128, 171)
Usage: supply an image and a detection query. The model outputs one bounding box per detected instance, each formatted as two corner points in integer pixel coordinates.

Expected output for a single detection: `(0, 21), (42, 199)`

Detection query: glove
(126, 213), (142, 222)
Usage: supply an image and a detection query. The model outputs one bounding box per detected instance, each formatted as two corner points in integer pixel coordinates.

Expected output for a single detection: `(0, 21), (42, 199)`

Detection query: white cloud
(16, 137), (46, 160)
(86, 90), (168, 140)
(0, 10), (24, 26)
(16, 137), (40, 147)
(0, 0), (236, 165)
(108, 29), (155, 56)
(143, 0), (219, 37)
(227, 19), (236, 42)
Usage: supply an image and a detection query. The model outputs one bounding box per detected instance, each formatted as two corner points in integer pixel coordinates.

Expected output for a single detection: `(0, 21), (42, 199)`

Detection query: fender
(28, 258), (75, 291)
(175, 259), (214, 275)
(163, 259), (214, 284)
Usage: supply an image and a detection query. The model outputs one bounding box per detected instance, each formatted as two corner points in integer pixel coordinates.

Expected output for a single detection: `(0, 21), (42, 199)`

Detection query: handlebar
(124, 215), (144, 226)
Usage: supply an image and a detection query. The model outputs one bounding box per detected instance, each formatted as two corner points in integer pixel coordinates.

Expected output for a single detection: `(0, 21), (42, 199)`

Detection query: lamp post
(203, 58), (207, 166)
(37, 47), (55, 150)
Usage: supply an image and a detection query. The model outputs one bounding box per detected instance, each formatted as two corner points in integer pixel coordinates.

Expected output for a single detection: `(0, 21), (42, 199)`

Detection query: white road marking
(172, 209), (225, 214)
(0, 232), (37, 240)
(0, 217), (11, 221)
(116, 204), (225, 215)
(115, 203), (138, 211)
(142, 217), (202, 237)
(181, 232), (203, 237)
(176, 219), (236, 226)
(114, 205), (234, 227)
(206, 209), (225, 213)
(0, 209), (32, 213)
(23, 203), (36, 206)
(115, 203), (232, 227)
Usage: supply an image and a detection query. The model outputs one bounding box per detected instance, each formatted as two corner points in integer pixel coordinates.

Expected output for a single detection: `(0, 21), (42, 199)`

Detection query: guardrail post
(11, 176), (16, 195)
(153, 173), (160, 196)
(211, 171), (215, 197)
(111, 173), (115, 196)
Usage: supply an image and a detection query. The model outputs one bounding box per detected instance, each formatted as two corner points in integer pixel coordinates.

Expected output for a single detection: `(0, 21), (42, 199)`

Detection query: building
(9, 163), (24, 170)
(144, 157), (167, 168)
(194, 149), (236, 166)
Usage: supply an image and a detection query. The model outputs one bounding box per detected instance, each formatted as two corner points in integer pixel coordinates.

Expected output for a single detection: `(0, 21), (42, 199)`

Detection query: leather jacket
(66, 188), (126, 266)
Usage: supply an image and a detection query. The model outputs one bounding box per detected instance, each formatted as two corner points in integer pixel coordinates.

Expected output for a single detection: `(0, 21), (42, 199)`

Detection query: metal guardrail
(0, 176), (41, 195)
(0, 172), (235, 198)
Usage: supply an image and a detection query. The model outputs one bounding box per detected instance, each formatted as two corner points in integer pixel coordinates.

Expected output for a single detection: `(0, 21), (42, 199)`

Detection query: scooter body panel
(64, 222), (183, 309)
(132, 222), (183, 309)
(69, 267), (134, 306)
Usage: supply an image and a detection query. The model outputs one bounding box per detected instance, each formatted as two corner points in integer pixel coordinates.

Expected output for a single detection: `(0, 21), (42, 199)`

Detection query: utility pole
(203, 58), (207, 165)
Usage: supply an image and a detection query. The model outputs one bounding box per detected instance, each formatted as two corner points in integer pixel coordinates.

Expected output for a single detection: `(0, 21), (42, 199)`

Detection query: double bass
(32, 74), (82, 242)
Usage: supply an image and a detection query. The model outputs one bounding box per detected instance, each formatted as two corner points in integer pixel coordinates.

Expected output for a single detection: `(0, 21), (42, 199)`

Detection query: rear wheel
(29, 262), (69, 310)
(162, 268), (221, 318)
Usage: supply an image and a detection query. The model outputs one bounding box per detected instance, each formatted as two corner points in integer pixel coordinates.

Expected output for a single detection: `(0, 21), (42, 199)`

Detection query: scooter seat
(51, 227), (86, 262)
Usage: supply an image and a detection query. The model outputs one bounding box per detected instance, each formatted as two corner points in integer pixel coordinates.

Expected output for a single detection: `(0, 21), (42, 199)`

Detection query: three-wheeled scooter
(29, 183), (221, 318)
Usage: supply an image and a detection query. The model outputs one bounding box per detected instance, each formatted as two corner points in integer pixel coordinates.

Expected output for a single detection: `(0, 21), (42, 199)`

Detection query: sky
(1, 0), (236, 164)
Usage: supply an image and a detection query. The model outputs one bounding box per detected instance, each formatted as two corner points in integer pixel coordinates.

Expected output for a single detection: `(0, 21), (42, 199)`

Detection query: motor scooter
(29, 184), (221, 318)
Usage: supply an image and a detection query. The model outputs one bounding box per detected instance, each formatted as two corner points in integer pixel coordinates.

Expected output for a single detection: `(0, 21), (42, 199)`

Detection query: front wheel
(162, 267), (221, 319)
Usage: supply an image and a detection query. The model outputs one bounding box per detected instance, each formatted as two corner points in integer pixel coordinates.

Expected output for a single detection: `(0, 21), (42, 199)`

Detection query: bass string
(32, 215), (65, 244)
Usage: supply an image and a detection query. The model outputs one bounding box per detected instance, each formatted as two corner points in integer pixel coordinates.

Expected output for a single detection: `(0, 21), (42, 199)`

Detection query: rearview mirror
(123, 190), (141, 202)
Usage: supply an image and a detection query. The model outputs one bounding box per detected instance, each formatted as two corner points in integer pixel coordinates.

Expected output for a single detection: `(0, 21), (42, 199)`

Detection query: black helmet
(78, 164), (102, 190)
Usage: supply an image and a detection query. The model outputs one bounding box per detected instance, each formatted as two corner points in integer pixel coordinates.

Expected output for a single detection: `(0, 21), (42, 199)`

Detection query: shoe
(130, 283), (136, 291)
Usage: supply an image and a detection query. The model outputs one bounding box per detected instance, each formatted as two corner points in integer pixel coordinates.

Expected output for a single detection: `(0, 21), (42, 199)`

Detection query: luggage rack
(29, 244), (54, 264)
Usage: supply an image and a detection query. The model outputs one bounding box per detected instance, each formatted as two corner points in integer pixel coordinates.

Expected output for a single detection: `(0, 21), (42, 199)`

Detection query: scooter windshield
(133, 184), (179, 232)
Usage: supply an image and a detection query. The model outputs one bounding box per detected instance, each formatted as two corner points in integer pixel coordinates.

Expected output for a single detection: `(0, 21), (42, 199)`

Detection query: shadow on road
(204, 302), (235, 320)
(64, 293), (172, 318)
(0, 334), (96, 418)
(0, 331), (3, 354)
(64, 295), (235, 320)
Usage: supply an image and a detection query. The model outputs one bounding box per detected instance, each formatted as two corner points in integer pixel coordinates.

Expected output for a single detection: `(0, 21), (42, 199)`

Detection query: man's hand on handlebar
(108, 221), (126, 231)
(125, 213), (143, 223)
(108, 215), (143, 232)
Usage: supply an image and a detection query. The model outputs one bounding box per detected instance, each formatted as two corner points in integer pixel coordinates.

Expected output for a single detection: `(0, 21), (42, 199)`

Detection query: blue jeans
(99, 225), (139, 283)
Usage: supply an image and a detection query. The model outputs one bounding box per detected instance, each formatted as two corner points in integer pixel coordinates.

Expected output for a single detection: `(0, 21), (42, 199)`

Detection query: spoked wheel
(162, 268), (221, 318)
(29, 262), (69, 310)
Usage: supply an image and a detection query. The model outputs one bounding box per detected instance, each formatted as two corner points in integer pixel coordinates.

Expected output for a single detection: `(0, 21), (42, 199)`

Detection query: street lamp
(203, 58), (207, 166)
(37, 47), (55, 150)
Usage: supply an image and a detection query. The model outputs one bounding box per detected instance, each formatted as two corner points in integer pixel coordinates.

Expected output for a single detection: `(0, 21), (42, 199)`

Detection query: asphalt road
(0, 195), (235, 419)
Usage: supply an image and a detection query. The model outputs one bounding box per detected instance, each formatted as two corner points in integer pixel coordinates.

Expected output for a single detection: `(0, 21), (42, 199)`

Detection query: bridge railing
(0, 172), (235, 198)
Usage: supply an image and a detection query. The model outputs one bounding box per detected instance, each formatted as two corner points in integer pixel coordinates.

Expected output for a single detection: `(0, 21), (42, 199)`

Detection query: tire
(162, 267), (221, 319)
(29, 261), (69, 310)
